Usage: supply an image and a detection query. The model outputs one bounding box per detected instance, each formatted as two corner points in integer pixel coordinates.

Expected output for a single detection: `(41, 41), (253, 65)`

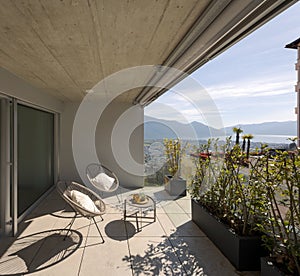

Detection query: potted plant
(190, 138), (268, 271)
(259, 147), (300, 276)
(163, 138), (186, 196)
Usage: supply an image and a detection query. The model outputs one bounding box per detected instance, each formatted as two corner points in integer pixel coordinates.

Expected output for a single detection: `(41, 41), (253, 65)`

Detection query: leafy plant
(191, 137), (269, 236)
(257, 148), (300, 275)
(191, 137), (300, 273)
(189, 139), (213, 200)
(163, 138), (183, 178)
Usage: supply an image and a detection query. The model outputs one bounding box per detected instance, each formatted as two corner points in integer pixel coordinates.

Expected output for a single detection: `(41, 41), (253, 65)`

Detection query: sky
(145, 2), (300, 128)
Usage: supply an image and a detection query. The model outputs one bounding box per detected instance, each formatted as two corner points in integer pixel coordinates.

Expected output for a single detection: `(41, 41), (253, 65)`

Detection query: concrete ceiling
(0, 0), (297, 104)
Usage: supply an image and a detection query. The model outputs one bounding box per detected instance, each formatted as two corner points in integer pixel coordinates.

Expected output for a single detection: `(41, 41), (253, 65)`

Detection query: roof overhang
(0, 0), (298, 105)
(136, 0), (299, 105)
(286, 37), (300, 49)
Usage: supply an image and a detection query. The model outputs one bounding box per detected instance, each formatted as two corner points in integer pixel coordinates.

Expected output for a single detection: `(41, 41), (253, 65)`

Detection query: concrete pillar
(286, 39), (300, 147)
(0, 99), (12, 236)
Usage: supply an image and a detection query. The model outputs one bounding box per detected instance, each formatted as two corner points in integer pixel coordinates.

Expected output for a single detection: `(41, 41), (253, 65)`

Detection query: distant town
(144, 118), (297, 186)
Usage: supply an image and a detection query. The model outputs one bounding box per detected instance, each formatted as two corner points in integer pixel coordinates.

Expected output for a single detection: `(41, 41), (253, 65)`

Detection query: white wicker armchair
(56, 181), (106, 243)
(86, 163), (120, 202)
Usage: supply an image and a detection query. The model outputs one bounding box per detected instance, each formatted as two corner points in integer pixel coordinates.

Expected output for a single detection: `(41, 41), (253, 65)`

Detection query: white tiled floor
(0, 186), (259, 276)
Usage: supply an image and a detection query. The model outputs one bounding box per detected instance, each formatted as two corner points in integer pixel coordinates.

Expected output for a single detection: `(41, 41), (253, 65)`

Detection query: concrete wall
(60, 99), (144, 188)
(59, 102), (81, 182)
(0, 68), (145, 189)
(0, 68), (64, 112)
(96, 99), (144, 188)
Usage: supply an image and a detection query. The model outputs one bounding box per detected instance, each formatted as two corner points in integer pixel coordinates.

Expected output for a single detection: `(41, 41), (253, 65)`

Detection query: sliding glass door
(0, 96), (56, 236)
(17, 104), (54, 216)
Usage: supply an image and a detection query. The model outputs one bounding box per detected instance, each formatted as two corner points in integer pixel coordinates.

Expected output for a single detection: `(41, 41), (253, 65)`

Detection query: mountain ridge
(144, 116), (297, 139)
(226, 121), (297, 136)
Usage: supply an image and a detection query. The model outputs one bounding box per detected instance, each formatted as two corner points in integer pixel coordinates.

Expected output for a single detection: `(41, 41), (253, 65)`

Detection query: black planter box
(192, 199), (266, 271)
(261, 257), (286, 276)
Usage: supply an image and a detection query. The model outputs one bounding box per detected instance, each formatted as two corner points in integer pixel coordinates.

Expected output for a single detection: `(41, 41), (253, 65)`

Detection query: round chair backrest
(56, 181), (106, 217)
(86, 163), (119, 192)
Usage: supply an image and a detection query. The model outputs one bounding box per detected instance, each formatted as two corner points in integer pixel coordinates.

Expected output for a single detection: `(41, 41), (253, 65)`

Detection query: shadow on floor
(122, 221), (216, 275)
(0, 229), (82, 276)
(104, 220), (136, 241)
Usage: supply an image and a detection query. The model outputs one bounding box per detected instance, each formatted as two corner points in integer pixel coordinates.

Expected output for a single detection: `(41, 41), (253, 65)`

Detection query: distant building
(286, 38), (300, 146)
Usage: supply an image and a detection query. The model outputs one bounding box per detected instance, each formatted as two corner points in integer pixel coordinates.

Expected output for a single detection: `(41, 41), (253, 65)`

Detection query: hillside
(144, 116), (220, 140)
(144, 116), (297, 140)
(225, 121), (297, 136)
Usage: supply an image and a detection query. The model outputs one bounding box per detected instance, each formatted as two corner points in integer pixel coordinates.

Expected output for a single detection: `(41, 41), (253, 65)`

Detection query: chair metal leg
(64, 212), (77, 240)
(115, 189), (121, 203)
(92, 217), (105, 244)
(124, 200), (140, 232)
(135, 211), (140, 232)
(99, 214), (104, 221)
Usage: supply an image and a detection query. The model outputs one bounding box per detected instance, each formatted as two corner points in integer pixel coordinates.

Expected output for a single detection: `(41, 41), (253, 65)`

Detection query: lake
(201, 134), (296, 145)
(251, 135), (295, 144)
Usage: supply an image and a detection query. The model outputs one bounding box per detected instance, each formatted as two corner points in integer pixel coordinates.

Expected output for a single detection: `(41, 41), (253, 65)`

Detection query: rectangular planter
(192, 199), (266, 271)
(165, 176), (186, 197)
(261, 257), (286, 276)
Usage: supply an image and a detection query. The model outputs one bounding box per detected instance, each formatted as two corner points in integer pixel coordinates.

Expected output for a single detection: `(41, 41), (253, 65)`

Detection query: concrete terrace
(0, 186), (258, 276)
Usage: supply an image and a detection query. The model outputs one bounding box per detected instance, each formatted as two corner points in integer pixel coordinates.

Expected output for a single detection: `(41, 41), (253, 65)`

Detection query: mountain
(144, 116), (297, 140)
(225, 121), (297, 136)
(144, 116), (221, 140)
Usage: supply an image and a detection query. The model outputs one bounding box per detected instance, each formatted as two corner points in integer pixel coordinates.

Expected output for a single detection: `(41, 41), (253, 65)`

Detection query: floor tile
(169, 236), (237, 276)
(88, 214), (127, 238)
(128, 236), (187, 276)
(105, 202), (124, 214)
(155, 203), (168, 214)
(17, 214), (58, 238)
(157, 213), (205, 237)
(164, 212), (191, 229)
(169, 236), (259, 276)
(175, 198), (192, 214)
(0, 229), (84, 276)
(79, 237), (132, 276)
(52, 212), (91, 237)
(162, 201), (186, 214)
(0, 185), (260, 276)
(133, 216), (165, 237)
(28, 230), (83, 275)
(28, 247), (84, 276)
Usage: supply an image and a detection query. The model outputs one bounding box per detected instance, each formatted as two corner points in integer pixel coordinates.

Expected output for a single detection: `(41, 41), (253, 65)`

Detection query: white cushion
(91, 172), (115, 191)
(70, 190), (100, 214)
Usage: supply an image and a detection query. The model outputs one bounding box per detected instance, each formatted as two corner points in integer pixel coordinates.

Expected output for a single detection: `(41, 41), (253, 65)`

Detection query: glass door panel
(17, 104), (54, 215)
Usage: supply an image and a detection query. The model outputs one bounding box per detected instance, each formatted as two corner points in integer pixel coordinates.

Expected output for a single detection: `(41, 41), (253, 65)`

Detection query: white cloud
(145, 90), (224, 129)
(146, 75), (296, 127)
(146, 3), (300, 128)
(205, 78), (294, 100)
